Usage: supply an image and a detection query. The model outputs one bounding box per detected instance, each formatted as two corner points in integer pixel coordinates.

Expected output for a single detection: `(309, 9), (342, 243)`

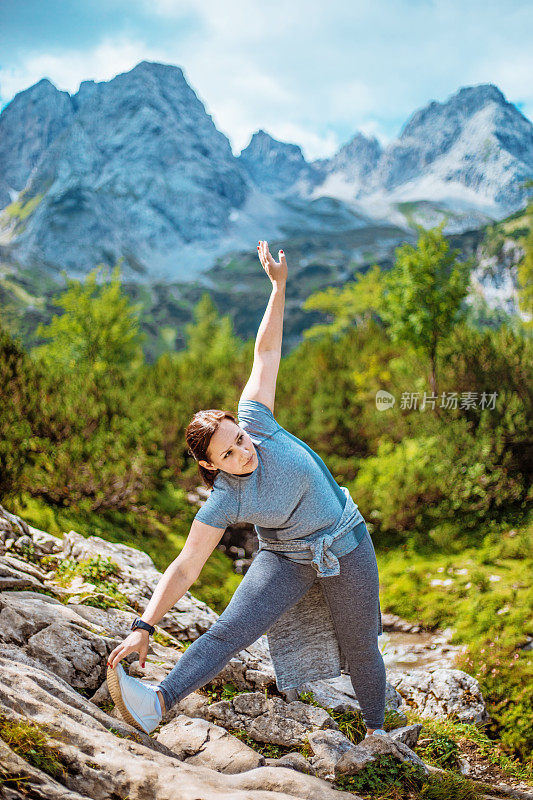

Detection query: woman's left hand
(257, 240), (287, 285)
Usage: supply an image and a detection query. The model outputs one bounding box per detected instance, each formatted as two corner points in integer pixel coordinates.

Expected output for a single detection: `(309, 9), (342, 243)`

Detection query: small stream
(379, 629), (464, 672)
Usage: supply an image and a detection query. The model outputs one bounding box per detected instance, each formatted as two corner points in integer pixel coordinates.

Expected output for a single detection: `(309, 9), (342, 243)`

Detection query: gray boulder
(306, 729), (358, 780)
(336, 734), (429, 777)
(304, 728), (428, 781)
(206, 691), (339, 747)
(300, 672), (405, 718)
(156, 714), (265, 773)
(0, 651), (357, 800)
(388, 667), (489, 723)
(388, 724), (423, 749)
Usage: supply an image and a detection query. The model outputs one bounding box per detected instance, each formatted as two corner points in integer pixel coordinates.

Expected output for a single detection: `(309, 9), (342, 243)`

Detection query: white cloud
(357, 120), (391, 146)
(0, 37), (163, 102)
(255, 122), (340, 161)
(328, 78), (377, 121)
(471, 48), (533, 120)
(176, 55), (295, 155)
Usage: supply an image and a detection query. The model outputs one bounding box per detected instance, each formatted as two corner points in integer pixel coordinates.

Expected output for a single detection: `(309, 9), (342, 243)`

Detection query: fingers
(257, 240), (278, 268)
(257, 240), (266, 268)
(107, 644), (129, 669)
(140, 645), (149, 669)
(107, 650), (120, 669)
(263, 241), (276, 267)
(257, 240), (269, 273)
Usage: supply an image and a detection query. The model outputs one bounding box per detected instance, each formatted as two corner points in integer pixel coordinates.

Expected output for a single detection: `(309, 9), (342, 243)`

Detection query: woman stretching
(106, 241), (387, 738)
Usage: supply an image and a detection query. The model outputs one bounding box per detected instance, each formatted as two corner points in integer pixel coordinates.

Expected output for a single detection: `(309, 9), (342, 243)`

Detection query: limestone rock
(60, 529), (218, 640)
(300, 672), (405, 717)
(0, 736), (94, 800)
(306, 729), (358, 780)
(305, 727), (428, 781)
(0, 505), (32, 539)
(156, 714), (265, 773)
(0, 502), (495, 799)
(26, 622), (109, 691)
(381, 612), (423, 633)
(388, 724), (423, 749)
(206, 691), (339, 747)
(388, 667), (489, 723)
(166, 690), (212, 722)
(264, 751), (316, 776)
(0, 651), (357, 799)
(0, 591), (115, 689)
(0, 560), (46, 590)
(27, 523), (64, 555)
(336, 734), (429, 777)
(2, 553), (48, 581)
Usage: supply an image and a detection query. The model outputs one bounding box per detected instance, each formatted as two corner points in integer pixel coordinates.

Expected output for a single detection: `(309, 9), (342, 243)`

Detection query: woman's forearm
(255, 281), (286, 354)
(139, 560), (194, 627)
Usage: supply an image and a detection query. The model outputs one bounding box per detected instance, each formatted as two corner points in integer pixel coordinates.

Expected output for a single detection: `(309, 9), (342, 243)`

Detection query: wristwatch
(131, 617), (155, 635)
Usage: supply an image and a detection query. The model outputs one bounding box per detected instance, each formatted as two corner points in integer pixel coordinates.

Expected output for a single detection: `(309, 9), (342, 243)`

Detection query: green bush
(418, 772), (481, 800)
(0, 324), (35, 498)
(415, 732), (459, 769)
(352, 413), (527, 548)
(457, 638), (533, 763)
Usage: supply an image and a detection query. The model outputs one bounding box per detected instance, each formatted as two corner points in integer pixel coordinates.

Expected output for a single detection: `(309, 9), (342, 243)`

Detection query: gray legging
(156, 529), (386, 729)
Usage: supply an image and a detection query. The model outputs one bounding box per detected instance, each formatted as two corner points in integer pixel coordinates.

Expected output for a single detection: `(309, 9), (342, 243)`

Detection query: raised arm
(240, 240), (288, 414)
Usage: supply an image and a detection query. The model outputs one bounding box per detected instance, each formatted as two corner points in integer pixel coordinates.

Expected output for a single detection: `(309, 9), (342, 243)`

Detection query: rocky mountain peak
(321, 131), (382, 178)
(0, 68), (531, 280)
(1, 76), (70, 115)
(241, 129), (306, 161)
(130, 58), (187, 80)
(332, 82), (533, 211)
(0, 77), (73, 207)
(0, 60), (250, 278)
(399, 82), (512, 141)
(238, 129), (311, 194)
(72, 59), (199, 119)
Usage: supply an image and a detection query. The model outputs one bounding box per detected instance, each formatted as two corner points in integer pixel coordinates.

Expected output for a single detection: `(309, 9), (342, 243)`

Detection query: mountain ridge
(0, 62), (531, 282)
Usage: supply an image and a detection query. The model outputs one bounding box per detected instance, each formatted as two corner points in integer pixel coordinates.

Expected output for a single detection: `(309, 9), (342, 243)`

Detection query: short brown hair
(185, 408), (237, 488)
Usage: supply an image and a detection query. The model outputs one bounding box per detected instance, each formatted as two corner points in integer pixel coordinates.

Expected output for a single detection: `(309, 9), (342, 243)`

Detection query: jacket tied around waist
(256, 486), (366, 577)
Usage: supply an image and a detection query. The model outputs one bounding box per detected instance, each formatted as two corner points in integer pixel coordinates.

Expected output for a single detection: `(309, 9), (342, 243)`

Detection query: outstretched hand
(257, 240), (287, 285)
(107, 629), (149, 669)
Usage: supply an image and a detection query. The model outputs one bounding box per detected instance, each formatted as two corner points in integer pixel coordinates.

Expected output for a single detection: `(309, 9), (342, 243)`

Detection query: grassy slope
(378, 512), (533, 764)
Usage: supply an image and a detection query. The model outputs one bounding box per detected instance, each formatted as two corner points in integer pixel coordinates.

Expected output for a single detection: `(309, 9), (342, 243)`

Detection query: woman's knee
(346, 640), (385, 670)
(200, 618), (241, 647)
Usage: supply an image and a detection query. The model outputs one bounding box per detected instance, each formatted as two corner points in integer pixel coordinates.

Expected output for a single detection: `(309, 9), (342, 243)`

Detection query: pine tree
(380, 223), (472, 399)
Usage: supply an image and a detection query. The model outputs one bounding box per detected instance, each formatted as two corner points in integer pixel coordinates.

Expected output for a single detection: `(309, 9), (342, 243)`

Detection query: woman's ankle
(156, 689), (166, 715)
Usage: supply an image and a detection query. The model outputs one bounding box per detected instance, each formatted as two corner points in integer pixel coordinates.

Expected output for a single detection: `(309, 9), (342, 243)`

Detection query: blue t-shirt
(195, 399), (366, 559)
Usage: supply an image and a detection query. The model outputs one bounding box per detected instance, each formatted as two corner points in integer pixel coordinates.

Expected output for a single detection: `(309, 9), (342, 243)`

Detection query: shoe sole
(106, 665), (147, 733)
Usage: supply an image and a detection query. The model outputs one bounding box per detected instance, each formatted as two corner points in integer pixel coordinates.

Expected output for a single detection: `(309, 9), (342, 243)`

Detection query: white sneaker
(365, 728), (388, 738)
(106, 663), (163, 734)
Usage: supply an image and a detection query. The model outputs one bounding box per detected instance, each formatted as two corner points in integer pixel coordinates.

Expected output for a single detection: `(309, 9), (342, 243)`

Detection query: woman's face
(199, 419), (257, 476)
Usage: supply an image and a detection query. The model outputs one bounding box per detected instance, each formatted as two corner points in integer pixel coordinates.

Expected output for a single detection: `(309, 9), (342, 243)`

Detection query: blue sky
(1, 0), (531, 160)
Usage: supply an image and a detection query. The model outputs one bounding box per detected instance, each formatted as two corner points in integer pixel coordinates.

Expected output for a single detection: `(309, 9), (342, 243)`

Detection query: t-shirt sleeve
(237, 398), (281, 440)
(194, 487), (238, 529)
